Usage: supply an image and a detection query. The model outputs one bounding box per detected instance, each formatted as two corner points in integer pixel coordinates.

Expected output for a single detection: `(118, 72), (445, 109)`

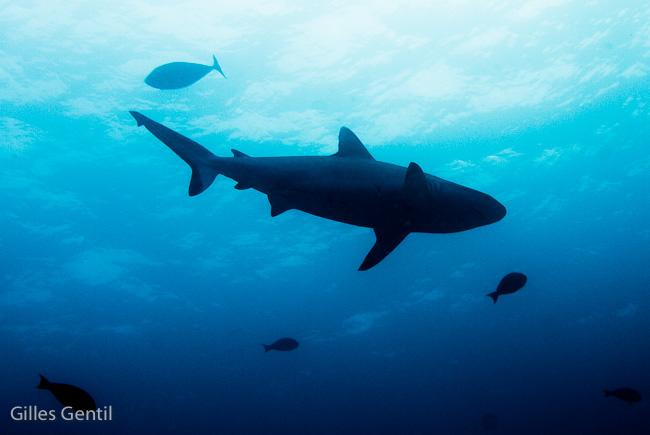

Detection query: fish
(263, 338), (299, 352)
(604, 388), (642, 404)
(144, 55), (226, 90)
(129, 111), (506, 270)
(480, 413), (499, 431)
(487, 272), (527, 303)
(36, 374), (96, 411)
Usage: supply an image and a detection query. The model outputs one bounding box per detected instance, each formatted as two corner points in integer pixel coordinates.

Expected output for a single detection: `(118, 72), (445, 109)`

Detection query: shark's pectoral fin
(268, 192), (293, 217)
(359, 228), (410, 271)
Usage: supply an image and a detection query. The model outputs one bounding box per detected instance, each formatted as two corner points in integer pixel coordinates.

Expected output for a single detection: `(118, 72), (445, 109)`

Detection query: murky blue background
(2, 1), (649, 433)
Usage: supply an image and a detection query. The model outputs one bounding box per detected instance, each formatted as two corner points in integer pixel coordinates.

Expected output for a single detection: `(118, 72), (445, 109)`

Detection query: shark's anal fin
(333, 127), (375, 160)
(268, 192), (293, 217)
(359, 227), (409, 271)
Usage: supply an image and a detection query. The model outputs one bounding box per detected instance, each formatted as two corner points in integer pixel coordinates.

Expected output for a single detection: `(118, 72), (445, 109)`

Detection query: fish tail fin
(263, 344), (271, 353)
(212, 55), (226, 79)
(487, 292), (499, 303)
(130, 111), (220, 196)
(604, 390), (612, 397)
(37, 374), (50, 389)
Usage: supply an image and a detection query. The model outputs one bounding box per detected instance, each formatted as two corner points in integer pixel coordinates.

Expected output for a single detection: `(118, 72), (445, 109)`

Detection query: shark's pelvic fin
(268, 192), (293, 217)
(129, 111), (219, 196)
(359, 227), (409, 271)
(212, 54), (226, 79)
(402, 162), (429, 205)
(333, 127), (375, 160)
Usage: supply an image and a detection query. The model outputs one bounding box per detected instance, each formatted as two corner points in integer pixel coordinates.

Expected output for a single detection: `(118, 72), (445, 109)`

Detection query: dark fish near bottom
(263, 338), (299, 352)
(487, 272), (527, 303)
(37, 374), (96, 411)
(604, 388), (642, 404)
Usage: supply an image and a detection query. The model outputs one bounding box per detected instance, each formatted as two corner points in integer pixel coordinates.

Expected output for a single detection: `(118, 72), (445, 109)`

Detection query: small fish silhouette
(144, 55), (226, 90)
(604, 388), (642, 404)
(487, 272), (527, 303)
(263, 338), (299, 352)
(36, 374), (96, 411)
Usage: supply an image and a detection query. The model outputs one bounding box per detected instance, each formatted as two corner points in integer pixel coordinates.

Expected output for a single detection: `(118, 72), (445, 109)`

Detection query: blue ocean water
(2, 1), (650, 434)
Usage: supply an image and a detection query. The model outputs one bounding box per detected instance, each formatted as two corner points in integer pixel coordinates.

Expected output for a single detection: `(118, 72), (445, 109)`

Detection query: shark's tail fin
(487, 292), (499, 304)
(130, 111), (220, 196)
(604, 390), (612, 397)
(212, 55), (226, 79)
(263, 344), (271, 353)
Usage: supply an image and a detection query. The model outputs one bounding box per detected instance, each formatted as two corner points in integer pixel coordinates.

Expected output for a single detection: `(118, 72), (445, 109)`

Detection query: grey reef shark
(129, 111), (506, 270)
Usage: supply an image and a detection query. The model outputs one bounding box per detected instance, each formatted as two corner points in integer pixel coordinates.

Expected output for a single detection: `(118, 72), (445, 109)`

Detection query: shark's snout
(481, 196), (506, 225)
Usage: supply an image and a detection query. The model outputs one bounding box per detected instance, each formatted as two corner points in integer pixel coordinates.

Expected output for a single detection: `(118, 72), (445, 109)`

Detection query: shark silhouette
(129, 111), (506, 270)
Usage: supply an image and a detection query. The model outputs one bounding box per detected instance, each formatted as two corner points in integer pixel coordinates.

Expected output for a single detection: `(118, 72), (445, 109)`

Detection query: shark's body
(130, 111), (506, 270)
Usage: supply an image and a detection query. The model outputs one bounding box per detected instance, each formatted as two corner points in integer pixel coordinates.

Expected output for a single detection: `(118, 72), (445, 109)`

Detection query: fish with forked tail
(487, 272), (527, 303)
(604, 388), (642, 404)
(144, 55), (226, 89)
(263, 338), (299, 352)
(36, 374), (96, 411)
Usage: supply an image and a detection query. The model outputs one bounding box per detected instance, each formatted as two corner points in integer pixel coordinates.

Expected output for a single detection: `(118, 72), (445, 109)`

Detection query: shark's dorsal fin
(232, 149), (249, 158)
(359, 227), (409, 271)
(333, 127), (374, 160)
(402, 162), (428, 204)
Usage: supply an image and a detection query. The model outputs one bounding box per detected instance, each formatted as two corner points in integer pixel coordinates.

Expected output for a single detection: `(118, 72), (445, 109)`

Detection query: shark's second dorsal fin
(402, 162), (428, 204)
(232, 149), (249, 158)
(333, 127), (374, 160)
